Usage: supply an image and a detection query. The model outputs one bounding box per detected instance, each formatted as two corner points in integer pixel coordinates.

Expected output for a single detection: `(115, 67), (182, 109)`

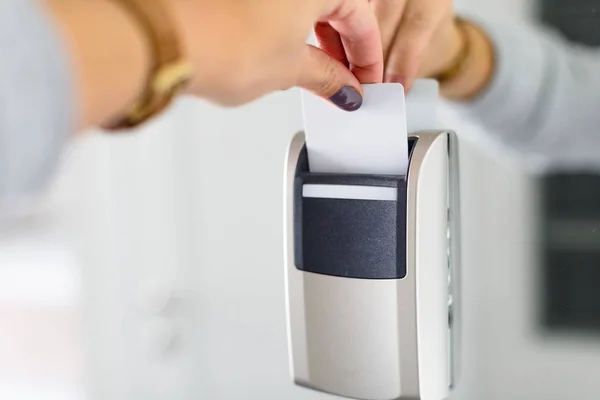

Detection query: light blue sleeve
(0, 1), (74, 206)
(456, 13), (600, 169)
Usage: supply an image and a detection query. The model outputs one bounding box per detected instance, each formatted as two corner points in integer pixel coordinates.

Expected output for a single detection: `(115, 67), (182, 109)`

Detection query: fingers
(370, 0), (407, 60)
(384, 0), (449, 89)
(314, 22), (349, 68)
(326, 0), (384, 83)
(296, 44), (363, 111)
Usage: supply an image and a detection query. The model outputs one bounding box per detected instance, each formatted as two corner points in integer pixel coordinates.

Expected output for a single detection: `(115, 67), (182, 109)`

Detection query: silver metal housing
(283, 130), (460, 400)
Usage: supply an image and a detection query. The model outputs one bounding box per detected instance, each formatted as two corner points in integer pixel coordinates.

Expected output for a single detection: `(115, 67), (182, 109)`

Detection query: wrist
(47, 0), (151, 129)
(101, 0), (193, 130)
(430, 22), (466, 78)
(438, 18), (496, 101)
(169, 1), (224, 98)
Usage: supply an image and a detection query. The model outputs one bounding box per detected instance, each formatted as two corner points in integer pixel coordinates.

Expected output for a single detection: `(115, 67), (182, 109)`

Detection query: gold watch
(102, 0), (192, 131)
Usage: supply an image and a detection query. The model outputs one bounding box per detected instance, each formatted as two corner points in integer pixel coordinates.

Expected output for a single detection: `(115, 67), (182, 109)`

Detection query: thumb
(296, 45), (363, 111)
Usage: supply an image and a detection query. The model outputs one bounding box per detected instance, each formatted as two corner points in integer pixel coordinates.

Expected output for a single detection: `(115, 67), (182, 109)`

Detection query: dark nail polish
(328, 86), (363, 111)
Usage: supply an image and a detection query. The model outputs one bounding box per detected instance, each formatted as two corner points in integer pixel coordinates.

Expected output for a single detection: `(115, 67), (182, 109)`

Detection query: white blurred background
(3, 0), (600, 399)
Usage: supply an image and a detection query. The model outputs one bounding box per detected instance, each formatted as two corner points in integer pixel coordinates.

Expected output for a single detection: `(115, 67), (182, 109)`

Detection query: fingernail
(329, 86), (363, 111)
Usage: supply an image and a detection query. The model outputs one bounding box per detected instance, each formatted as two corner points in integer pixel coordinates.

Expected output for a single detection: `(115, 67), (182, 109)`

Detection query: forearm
(452, 13), (600, 167)
(45, 0), (150, 131)
(450, 14), (552, 138)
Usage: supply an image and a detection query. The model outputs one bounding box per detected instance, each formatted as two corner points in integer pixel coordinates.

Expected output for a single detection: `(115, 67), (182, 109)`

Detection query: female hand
(176, 0), (384, 110)
(47, 0), (383, 130)
(370, 0), (458, 89)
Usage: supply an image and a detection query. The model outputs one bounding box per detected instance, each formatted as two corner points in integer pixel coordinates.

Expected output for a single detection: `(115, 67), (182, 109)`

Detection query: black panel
(540, 0), (600, 47)
(541, 173), (600, 333)
(297, 195), (405, 279)
(291, 138), (416, 280)
(545, 250), (600, 330)
(294, 174), (407, 280)
(543, 174), (600, 219)
(536, 0), (600, 335)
